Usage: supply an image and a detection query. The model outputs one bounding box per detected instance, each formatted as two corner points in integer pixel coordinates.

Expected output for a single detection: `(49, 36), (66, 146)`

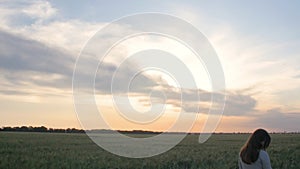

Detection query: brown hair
(240, 128), (271, 164)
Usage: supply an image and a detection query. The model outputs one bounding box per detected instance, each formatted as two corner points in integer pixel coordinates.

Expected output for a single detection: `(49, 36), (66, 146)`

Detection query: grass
(0, 132), (299, 169)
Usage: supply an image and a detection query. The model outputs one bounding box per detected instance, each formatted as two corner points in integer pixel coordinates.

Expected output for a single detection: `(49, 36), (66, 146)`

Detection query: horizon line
(1, 125), (299, 134)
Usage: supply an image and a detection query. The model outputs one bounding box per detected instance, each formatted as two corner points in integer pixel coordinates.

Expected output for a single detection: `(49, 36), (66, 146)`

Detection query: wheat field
(0, 132), (299, 169)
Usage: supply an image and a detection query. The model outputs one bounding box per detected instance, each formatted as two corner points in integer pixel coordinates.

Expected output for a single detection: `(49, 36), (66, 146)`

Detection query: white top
(238, 150), (272, 169)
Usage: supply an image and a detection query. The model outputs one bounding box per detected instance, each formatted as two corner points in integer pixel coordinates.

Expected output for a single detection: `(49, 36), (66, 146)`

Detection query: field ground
(0, 132), (299, 169)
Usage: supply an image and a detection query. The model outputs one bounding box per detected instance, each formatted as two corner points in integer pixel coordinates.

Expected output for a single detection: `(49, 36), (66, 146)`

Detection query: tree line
(0, 126), (85, 133)
(1, 126), (298, 134)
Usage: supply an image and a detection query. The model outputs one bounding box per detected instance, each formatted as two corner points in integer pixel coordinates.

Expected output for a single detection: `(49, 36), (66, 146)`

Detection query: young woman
(239, 129), (272, 169)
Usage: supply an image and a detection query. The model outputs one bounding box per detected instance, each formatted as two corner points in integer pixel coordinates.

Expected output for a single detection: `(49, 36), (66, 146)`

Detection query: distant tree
(33, 126), (48, 132)
(28, 126), (33, 132)
(20, 126), (29, 132)
(48, 128), (54, 132)
(53, 129), (66, 133)
(2, 127), (14, 131)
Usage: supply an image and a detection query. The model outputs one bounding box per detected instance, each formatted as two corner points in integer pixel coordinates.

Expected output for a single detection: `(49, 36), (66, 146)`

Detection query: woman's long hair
(240, 129), (271, 164)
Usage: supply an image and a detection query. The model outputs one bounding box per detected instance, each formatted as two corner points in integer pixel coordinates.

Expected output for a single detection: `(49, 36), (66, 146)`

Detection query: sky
(0, 0), (299, 133)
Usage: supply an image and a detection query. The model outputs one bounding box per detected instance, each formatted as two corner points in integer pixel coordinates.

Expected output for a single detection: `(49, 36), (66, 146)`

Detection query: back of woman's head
(240, 128), (271, 164)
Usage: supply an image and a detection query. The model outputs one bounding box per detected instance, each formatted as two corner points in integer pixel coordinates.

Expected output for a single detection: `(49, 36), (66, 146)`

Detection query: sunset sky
(0, 0), (299, 133)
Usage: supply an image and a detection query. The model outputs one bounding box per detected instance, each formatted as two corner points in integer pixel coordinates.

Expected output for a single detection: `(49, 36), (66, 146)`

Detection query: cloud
(0, 28), (292, 123)
(223, 92), (257, 116)
(0, 0), (57, 28)
(0, 30), (74, 96)
(0, 29), (159, 98)
(21, 1), (57, 20)
(135, 83), (257, 116)
(16, 20), (103, 54)
(0, 0), (102, 54)
(0, 31), (73, 74)
(0, 2), (250, 117)
(294, 74), (300, 79)
(169, 3), (300, 114)
(250, 108), (300, 132)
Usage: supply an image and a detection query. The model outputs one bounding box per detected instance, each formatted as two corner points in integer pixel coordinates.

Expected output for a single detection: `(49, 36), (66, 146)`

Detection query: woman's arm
(238, 157), (243, 169)
(260, 150), (272, 169)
